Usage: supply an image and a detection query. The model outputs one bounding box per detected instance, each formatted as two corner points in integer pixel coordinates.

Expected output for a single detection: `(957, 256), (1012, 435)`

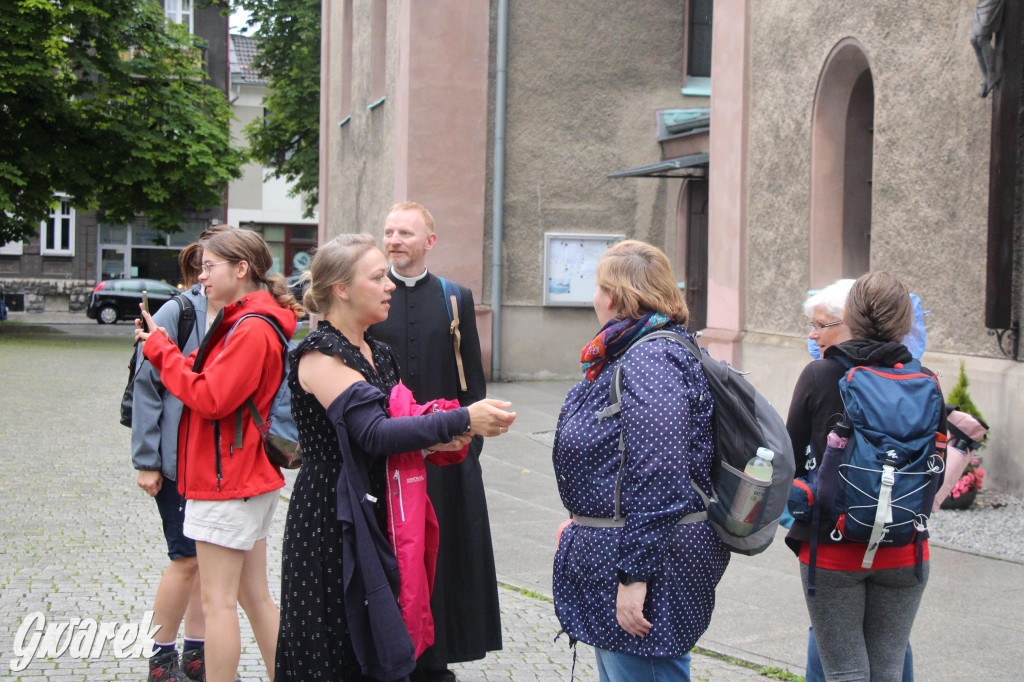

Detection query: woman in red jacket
(136, 228), (303, 682)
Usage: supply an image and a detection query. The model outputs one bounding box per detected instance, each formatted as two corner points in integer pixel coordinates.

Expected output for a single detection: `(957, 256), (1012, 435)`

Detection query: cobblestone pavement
(0, 328), (776, 681)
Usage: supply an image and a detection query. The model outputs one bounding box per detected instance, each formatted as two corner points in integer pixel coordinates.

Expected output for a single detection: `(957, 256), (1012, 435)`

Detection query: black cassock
(369, 271), (502, 665)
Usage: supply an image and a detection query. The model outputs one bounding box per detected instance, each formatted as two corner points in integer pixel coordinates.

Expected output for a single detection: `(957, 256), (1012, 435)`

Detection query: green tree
(0, 0), (243, 246)
(947, 361), (987, 425)
(237, 0), (320, 218)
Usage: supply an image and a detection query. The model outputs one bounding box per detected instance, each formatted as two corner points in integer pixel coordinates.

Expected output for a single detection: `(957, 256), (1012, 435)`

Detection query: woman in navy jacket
(552, 240), (729, 682)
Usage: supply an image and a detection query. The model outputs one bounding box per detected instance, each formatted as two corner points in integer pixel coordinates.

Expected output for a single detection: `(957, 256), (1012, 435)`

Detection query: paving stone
(0, 333), (776, 681)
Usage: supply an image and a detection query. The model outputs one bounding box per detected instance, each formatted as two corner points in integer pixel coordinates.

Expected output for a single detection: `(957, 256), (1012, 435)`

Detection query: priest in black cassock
(369, 202), (501, 682)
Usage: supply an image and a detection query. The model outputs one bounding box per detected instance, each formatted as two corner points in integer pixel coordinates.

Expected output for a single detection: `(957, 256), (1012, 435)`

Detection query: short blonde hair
(596, 239), (688, 325)
(389, 201), (434, 233)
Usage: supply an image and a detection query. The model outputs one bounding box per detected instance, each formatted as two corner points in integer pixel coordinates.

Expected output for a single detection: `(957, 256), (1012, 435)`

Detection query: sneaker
(148, 650), (189, 682)
(180, 647), (205, 682)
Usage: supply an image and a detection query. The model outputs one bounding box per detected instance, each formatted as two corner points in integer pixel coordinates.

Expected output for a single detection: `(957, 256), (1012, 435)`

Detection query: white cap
(756, 447), (775, 462)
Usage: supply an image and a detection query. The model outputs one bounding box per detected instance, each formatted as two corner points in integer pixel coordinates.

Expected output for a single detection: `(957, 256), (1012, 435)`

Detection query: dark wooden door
(685, 179), (709, 332)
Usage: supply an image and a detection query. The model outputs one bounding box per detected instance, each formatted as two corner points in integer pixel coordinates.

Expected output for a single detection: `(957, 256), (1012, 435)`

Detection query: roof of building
(229, 33), (268, 85)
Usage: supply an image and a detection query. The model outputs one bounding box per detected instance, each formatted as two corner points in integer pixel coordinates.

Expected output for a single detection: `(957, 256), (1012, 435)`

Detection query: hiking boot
(180, 646), (205, 681)
(148, 650), (188, 681)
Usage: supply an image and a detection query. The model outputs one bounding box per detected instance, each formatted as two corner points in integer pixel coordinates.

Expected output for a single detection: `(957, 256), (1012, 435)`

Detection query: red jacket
(143, 290), (297, 500)
(385, 382), (467, 657)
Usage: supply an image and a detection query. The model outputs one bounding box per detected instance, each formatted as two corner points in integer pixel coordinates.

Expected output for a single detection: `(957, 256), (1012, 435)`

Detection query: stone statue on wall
(969, 0), (1007, 98)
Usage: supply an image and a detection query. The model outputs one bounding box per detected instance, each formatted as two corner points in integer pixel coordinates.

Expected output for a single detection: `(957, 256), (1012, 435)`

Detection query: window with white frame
(40, 196), (75, 256)
(165, 0), (194, 33)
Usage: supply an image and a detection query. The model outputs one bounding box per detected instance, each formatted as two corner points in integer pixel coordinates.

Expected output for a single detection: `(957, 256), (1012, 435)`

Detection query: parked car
(86, 278), (181, 324)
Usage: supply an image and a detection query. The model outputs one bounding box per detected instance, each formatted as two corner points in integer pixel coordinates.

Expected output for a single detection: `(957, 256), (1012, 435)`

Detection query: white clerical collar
(390, 266), (428, 287)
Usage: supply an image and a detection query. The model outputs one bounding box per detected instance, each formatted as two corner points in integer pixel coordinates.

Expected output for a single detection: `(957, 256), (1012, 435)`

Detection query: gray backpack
(600, 330), (795, 555)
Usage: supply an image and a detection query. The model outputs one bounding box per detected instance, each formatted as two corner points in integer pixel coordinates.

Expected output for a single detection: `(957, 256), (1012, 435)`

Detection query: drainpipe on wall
(490, 0), (509, 380)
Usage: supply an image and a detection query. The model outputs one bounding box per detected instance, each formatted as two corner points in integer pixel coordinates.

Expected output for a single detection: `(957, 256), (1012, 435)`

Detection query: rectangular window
(340, 0), (353, 122)
(165, 0), (194, 33)
(369, 0), (387, 107)
(687, 0), (713, 79)
(40, 196), (75, 256)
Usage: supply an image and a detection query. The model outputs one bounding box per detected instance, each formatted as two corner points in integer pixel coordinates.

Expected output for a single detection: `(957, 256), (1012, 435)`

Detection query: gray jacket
(130, 285), (207, 480)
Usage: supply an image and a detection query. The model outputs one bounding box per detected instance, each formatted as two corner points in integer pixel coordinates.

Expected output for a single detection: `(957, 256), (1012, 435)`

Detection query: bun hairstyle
(844, 271), (913, 342)
(595, 239), (689, 325)
(200, 228), (305, 316)
(179, 224), (235, 288)
(301, 233), (378, 315)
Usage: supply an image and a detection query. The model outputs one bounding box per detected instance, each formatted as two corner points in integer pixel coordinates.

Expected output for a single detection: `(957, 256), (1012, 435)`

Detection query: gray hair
(802, 279), (855, 320)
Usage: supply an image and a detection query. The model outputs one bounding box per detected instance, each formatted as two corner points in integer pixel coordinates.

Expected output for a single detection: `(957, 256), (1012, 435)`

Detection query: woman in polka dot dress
(275, 235), (515, 681)
(552, 240), (729, 682)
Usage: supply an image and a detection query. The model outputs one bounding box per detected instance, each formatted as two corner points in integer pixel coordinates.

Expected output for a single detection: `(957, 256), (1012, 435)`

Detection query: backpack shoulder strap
(436, 276), (468, 392)
(596, 329), (692, 421)
(225, 314), (291, 445)
(594, 328), (703, 523)
(174, 295), (197, 351)
(436, 276), (461, 325)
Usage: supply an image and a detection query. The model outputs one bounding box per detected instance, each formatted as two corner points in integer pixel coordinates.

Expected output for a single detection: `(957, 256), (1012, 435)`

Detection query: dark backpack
(789, 357), (945, 595)
(601, 330), (795, 555)
(119, 294), (196, 427)
(225, 314), (302, 470)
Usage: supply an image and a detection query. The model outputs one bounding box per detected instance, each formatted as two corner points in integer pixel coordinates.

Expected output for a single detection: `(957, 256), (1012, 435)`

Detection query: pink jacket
(386, 382), (468, 657)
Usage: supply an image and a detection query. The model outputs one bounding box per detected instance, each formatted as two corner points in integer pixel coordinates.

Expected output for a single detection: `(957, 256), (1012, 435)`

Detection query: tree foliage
(947, 361), (987, 426)
(0, 0), (244, 245)
(238, 0), (320, 218)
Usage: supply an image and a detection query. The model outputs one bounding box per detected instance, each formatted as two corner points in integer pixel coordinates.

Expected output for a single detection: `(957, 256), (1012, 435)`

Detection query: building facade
(227, 33), (318, 278)
(320, 0), (1023, 492)
(0, 2), (229, 313)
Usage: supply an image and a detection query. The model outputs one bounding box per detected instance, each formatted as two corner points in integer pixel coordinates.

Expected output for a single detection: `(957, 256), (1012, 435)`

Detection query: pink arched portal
(809, 38), (875, 289)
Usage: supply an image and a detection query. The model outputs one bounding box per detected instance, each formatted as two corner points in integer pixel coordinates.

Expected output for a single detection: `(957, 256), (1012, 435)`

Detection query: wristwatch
(617, 569), (645, 585)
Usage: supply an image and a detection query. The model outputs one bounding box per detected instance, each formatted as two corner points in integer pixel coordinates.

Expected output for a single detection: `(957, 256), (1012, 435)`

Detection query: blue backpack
(436, 276), (468, 392)
(790, 357), (944, 594)
(228, 314), (302, 470)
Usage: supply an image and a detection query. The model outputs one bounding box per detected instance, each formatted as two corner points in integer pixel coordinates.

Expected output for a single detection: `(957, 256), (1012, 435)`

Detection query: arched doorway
(809, 38), (874, 288)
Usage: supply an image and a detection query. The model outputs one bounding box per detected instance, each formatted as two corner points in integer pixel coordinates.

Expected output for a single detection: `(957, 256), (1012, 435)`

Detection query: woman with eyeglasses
(136, 228), (304, 682)
(131, 224), (233, 681)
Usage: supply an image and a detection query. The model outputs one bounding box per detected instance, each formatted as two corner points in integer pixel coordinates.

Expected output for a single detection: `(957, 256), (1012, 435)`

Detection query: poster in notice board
(543, 233), (624, 306)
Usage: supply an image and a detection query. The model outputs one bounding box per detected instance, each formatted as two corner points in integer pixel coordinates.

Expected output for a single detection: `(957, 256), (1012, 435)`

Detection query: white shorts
(183, 490), (280, 551)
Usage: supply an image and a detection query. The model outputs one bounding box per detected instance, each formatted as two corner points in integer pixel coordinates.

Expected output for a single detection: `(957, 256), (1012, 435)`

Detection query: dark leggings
(800, 562), (928, 682)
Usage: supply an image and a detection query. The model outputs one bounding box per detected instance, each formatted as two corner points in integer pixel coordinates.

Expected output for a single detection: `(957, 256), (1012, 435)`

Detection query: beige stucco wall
(744, 1), (993, 355)
(738, 1), (1021, 493)
(491, 1), (707, 377)
(322, 0), (397, 236)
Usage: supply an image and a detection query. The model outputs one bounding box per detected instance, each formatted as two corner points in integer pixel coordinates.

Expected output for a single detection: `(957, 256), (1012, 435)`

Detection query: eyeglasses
(200, 260), (232, 274)
(810, 320), (844, 331)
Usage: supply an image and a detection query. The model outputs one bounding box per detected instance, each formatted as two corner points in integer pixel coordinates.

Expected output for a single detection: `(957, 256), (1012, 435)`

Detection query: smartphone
(141, 290), (149, 315)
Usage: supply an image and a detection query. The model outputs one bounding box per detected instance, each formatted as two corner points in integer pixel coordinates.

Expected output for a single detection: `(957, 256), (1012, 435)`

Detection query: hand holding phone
(135, 304), (161, 342)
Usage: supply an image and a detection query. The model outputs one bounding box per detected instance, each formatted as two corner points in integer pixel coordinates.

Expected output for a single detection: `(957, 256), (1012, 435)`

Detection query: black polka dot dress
(552, 324), (730, 657)
(275, 321), (400, 681)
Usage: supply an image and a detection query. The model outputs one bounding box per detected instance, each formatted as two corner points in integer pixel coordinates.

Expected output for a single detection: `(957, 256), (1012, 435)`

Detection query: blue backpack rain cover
(819, 358), (944, 567)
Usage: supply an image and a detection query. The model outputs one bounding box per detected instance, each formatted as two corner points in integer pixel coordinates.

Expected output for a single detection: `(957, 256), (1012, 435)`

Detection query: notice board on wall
(543, 233), (625, 306)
